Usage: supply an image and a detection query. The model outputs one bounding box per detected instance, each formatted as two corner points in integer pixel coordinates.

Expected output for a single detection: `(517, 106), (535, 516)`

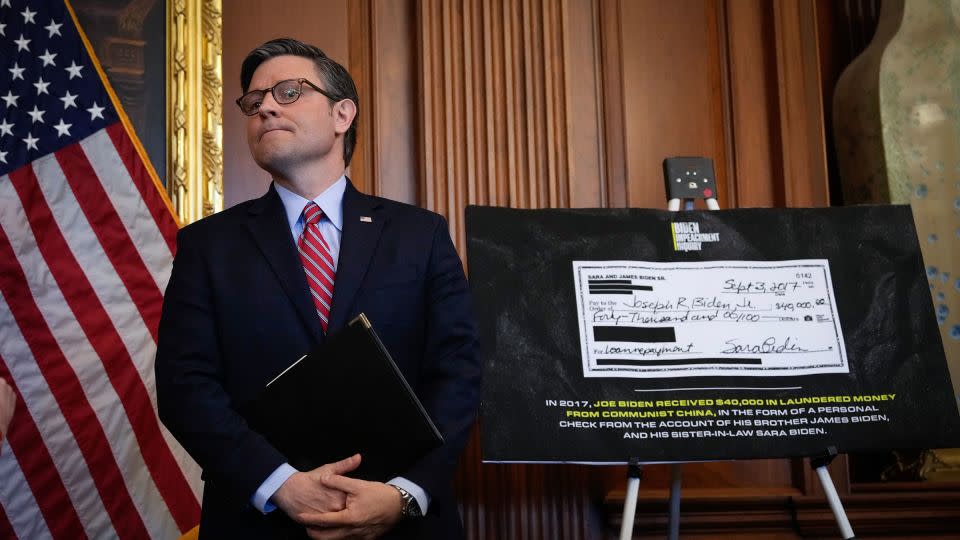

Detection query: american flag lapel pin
(360, 216), (373, 223)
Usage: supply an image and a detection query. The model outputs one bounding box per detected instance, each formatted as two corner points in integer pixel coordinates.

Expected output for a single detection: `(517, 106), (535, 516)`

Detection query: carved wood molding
(597, 0), (627, 207)
(347, 0), (373, 197)
(772, 0), (830, 207)
(168, 0), (223, 224)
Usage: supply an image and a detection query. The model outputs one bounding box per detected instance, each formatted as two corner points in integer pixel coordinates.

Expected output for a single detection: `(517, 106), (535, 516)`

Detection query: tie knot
(303, 202), (323, 227)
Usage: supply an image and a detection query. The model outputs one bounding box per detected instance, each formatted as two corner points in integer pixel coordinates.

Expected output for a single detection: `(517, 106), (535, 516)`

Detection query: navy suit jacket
(156, 181), (480, 539)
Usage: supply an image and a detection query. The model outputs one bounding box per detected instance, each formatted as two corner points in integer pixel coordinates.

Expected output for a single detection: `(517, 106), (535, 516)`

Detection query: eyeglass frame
(235, 78), (338, 116)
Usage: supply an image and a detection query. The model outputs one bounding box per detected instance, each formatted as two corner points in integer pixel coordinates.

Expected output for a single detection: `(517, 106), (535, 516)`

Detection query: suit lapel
(327, 181), (386, 332)
(244, 184), (324, 343)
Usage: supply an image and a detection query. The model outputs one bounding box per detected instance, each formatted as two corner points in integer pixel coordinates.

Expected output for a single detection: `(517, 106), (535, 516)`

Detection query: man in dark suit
(155, 38), (480, 539)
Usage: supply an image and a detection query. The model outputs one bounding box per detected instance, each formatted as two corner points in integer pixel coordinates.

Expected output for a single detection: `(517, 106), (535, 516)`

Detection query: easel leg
(619, 459), (643, 540)
(662, 188), (712, 540)
(814, 464), (855, 539)
(668, 463), (682, 540)
(811, 450), (856, 540)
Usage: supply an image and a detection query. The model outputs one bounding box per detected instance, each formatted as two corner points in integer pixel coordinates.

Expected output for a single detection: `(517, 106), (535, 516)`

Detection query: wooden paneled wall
(417, 0), (607, 254)
(217, 1), (959, 538)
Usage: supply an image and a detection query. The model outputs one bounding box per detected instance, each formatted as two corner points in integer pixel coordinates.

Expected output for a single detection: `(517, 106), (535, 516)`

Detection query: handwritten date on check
(572, 260), (849, 378)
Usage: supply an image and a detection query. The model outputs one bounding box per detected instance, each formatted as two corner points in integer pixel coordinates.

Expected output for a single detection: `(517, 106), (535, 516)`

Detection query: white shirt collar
(274, 175), (347, 232)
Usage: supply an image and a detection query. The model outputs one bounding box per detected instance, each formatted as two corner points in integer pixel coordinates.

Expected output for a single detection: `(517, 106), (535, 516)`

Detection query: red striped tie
(297, 202), (336, 332)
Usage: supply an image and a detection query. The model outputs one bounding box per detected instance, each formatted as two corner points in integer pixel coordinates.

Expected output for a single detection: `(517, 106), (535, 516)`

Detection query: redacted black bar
(588, 285), (653, 291)
(593, 326), (676, 342)
(596, 357), (763, 366)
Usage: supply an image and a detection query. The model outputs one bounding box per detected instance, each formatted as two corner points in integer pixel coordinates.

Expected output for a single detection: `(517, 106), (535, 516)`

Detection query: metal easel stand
(810, 448), (856, 539)
(619, 158), (720, 540)
(619, 458), (643, 540)
(618, 461), (683, 540)
(625, 158), (853, 539)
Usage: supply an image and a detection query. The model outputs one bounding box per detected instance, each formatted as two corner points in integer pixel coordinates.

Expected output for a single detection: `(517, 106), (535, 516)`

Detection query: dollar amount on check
(572, 260), (849, 378)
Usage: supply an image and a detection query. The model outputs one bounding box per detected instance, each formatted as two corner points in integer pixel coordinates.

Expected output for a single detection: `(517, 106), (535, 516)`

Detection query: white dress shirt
(250, 176), (430, 516)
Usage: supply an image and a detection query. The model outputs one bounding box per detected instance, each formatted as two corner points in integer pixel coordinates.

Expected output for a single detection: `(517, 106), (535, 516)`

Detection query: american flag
(0, 0), (201, 537)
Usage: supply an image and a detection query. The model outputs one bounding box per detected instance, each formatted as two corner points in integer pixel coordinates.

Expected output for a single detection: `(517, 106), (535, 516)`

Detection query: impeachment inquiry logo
(670, 221), (720, 252)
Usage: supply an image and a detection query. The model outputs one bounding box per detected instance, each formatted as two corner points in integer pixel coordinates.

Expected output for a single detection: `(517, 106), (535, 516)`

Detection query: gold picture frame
(167, 0), (223, 224)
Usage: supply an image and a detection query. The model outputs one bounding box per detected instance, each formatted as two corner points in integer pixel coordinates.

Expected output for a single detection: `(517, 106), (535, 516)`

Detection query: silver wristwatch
(392, 485), (422, 518)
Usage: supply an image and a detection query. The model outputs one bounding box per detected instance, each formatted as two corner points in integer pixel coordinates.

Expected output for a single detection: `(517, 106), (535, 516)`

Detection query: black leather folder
(245, 313), (443, 480)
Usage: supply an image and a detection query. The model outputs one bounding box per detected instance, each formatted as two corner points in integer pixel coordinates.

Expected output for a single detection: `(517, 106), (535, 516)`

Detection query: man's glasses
(236, 78), (335, 116)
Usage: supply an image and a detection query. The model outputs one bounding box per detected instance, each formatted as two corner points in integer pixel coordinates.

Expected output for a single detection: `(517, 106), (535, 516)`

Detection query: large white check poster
(573, 260), (848, 377)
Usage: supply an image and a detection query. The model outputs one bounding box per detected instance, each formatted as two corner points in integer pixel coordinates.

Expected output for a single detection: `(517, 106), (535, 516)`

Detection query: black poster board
(466, 205), (960, 464)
